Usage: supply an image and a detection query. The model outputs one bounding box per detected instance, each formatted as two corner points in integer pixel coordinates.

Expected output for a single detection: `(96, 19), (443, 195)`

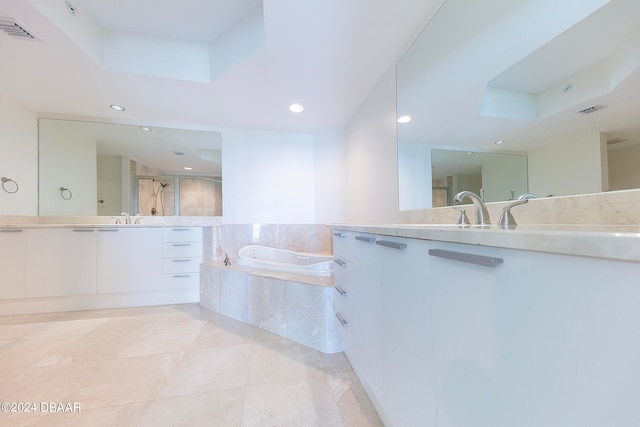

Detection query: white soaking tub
(235, 245), (333, 276)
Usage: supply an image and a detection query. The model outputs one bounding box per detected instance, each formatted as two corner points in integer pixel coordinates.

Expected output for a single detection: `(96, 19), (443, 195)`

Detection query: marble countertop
(329, 223), (640, 262)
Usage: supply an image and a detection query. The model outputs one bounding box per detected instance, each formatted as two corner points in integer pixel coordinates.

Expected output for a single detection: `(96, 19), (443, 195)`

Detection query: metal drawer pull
(172, 243), (191, 247)
(72, 229), (95, 232)
(0, 229), (23, 232)
(333, 232), (347, 238)
(335, 312), (348, 327)
(428, 249), (503, 268)
(375, 240), (407, 250)
(335, 286), (348, 297)
(334, 259), (347, 267)
(172, 259), (191, 263)
(98, 229), (119, 232)
(172, 228), (191, 231)
(355, 236), (375, 243)
(172, 274), (192, 278)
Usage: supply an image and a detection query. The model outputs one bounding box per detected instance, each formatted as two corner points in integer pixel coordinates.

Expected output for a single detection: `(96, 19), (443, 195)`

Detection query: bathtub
(235, 245), (333, 276)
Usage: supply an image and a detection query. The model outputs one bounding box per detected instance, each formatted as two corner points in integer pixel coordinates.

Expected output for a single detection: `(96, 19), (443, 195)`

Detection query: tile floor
(0, 304), (383, 427)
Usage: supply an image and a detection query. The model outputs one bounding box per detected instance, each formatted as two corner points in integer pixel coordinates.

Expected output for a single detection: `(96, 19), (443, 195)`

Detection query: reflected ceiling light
(494, 140), (505, 145)
(109, 104), (125, 111)
(397, 115), (412, 124)
(465, 152), (473, 155)
(140, 126), (152, 131)
(183, 167), (193, 171)
(289, 103), (304, 113)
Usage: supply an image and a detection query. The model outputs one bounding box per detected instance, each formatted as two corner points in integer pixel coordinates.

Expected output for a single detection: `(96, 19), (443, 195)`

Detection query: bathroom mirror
(38, 118), (223, 217)
(397, 0), (640, 210)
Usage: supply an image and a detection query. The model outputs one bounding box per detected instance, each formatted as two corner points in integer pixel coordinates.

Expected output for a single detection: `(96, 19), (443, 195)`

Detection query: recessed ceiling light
(397, 115), (412, 124)
(289, 103), (304, 113)
(494, 140), (505, 145)
(140, 126), (152, 131)
(465, 152), (473, 155)
(109, 104), (125, 111)
(183, 167), (193, 171)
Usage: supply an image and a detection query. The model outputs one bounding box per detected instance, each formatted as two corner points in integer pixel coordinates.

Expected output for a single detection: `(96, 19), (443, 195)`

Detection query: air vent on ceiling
(607, 137), (629, 146)
(577, 104), (607, 114)
(0, 17), (39, 41)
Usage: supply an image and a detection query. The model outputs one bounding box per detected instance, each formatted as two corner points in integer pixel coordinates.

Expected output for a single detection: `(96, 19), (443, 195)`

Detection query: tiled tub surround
(200, 263), (343, 354)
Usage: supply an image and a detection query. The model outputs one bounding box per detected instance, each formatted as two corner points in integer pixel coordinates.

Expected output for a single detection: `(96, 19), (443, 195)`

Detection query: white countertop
(329, 224), (640, 262)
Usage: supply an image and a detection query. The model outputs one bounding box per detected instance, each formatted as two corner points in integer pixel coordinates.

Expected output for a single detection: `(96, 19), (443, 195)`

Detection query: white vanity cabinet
(97, 228), (162, 293)
(25, 228), (97, 297)
(0, 229), (26, 299)
(378, 236), (436, 427)
(429, 241), (640, 427)
(333, 231), (383, 403)
(161, 227), (202, 290)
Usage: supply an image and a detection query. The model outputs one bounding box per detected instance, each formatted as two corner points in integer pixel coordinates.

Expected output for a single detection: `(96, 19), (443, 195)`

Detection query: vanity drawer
(162, 242), (203, 258)
(162, 257), (202, 274)
(162, 227), (202, 242)
(162, 273), (199, 290)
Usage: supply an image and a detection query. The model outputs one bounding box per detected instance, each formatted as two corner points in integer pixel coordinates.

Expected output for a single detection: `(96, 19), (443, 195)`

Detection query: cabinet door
(348, 233), (383, 402)
(431, 241), (640, 427)
(379, 237), (436, 427)
(0, 229), (26, 299)
(97, 228), (162, 293)
(26, 228), (97, 297)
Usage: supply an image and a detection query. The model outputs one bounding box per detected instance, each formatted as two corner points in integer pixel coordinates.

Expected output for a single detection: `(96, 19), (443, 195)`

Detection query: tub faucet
(454, 191), (490, 226)
(518, 193), (538, 200)
(120, 212), (131, 224)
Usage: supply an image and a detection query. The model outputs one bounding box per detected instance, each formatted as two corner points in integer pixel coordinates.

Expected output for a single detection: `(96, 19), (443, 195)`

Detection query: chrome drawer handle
(172, 243), (191, 247)
(335, 312), (348, 327)
(375, 240), (407, 250)
(172, 274), (191, 278)
(335, 286), (347, 297)
(355, 236), (375, 243)
(172, 228), (191, 231)
(98, 229), (119, 232)
(72, 229), (95, 232)
(333, 232), (347, 238)
(428, 249), (503, 268)
(172, 259), (191, 263)
(334, 259), (347, 267)
(0, 229), (23, 232)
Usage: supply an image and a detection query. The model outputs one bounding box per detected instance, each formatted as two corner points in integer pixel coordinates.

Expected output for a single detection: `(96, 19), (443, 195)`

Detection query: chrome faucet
(454, 191), (490, 226)
(518, 193), (538, 200)
(120, 212), (131, 224)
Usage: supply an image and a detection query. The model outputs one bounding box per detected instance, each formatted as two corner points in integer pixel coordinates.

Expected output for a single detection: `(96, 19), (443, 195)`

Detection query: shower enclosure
(133, 175), (222, 216)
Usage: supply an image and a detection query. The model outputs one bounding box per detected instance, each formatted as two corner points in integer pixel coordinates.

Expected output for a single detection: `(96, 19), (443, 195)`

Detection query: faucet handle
(498, 199), (528, 229)
(111, 216), (121, 224)
(451, 206), (470, 226)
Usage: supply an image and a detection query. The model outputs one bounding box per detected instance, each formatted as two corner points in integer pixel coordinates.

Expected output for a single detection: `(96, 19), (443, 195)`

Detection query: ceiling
(0, 0), (444, 134)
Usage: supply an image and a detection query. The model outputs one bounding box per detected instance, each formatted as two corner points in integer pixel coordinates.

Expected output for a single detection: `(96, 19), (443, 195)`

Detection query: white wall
(38, 119), (97, 215)
(221, 129), (317, 224)
(0, 98), (38, 216)
(528, 131), (607, 197)
(345, 66), (399, 223)
(313, 129), (347, 223)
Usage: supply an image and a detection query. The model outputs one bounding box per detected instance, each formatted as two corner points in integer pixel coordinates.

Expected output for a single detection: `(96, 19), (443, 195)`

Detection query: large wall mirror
(397, 0), (640, 210)
(38, 119), (222, 217)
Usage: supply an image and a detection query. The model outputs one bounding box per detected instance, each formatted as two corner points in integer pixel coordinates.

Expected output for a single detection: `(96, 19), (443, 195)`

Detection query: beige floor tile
(139, 388), (245, 427)
(117, 319), (204, 358)
(23, 318), (110, 339)
(327, 371), (385, 427)
(31, 401), (151, 427)
(320, 351), (353, 374)
(72, 352), (184, 409)
(161, 344), (253, 398)
(189, 317), (257, 351)
(241, 375), (344, 427)
(248, 336), (324, 385)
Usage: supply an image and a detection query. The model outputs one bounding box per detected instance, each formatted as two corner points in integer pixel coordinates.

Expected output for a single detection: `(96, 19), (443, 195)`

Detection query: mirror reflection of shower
(151, 179), (169, 216)
(134, 175), (222, 216)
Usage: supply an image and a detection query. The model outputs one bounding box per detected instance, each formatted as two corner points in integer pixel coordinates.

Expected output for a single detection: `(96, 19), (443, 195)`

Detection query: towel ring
(60, 187), (73, 200)
(1, 177), (18, 194)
